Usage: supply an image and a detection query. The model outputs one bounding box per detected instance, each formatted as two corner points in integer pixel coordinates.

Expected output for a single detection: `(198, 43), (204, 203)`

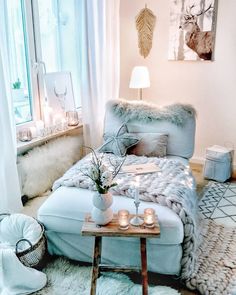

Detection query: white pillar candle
(35, 120), (44, 136)
(135, 175), (140, 203)
(29, 126), (37, 138)
(44, 105), (53, 127)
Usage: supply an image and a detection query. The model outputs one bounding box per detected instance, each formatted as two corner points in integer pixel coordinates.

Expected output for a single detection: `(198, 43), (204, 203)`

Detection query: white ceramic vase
(91, 191), (113, 225)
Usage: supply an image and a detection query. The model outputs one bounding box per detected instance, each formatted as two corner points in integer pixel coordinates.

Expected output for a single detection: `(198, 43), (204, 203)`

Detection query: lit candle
(118, 210), (129, 230)
(53, 114), (63, 125)
(44, 105), (53, 127)
(144, 208), (155, 228)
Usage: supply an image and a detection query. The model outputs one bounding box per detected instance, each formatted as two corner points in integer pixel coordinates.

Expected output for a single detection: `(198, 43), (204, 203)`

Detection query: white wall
(120, 0), (236, 164)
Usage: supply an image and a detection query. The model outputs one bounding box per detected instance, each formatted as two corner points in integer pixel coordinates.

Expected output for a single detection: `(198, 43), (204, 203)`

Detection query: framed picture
(44, 71), (75, 113)
(168, 0), (218, 61)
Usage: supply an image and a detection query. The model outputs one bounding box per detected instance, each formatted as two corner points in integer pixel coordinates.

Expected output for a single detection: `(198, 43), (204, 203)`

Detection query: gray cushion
(99, 124), (139, 157)
(128, 133), (168, 157)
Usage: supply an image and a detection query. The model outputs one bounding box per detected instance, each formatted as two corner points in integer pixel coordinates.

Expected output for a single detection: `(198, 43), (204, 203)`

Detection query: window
(4, 0), (81, 128)
(37, 0), (81, 108)
(5, 0), (33, 124)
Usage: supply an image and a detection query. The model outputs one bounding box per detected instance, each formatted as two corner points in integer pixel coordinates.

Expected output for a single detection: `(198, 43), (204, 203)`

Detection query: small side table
(81, 214), (160, 295)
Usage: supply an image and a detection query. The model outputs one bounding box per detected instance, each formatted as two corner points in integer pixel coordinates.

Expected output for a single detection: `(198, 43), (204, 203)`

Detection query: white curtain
(77, 0), (120, 148)
(0, 2), (22, 213)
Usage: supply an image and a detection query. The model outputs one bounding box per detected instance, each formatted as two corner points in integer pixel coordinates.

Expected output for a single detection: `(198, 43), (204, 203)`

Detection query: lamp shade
(129, 66), (150, 89)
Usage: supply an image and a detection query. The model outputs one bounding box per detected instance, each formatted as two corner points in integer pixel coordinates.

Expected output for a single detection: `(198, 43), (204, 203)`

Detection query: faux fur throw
(53, 153), (198, 279)
(107, 99), (196, 127)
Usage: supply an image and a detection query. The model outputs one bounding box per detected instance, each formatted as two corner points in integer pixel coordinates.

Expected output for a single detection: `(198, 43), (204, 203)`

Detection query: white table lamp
(129, 66), (150, 100)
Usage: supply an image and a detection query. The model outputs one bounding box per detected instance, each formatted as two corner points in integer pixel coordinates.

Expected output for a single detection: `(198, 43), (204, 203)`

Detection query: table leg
(140, 238), (148, 295)
(90, 236), (102, 295)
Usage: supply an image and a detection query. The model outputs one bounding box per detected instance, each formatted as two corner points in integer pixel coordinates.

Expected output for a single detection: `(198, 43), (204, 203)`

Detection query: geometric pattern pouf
(199, 181), (236, 227)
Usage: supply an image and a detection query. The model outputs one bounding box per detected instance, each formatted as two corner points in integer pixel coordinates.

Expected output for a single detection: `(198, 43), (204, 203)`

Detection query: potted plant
(12, 78), (25, 101)
(81, 148), (125, 225)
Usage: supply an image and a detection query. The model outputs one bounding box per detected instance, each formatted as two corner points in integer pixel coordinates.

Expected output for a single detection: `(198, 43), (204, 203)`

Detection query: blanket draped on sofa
(53, 153), (199, 280)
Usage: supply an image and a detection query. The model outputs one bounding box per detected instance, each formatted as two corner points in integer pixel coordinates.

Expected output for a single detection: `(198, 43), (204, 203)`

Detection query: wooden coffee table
(81, 213), (160, 295)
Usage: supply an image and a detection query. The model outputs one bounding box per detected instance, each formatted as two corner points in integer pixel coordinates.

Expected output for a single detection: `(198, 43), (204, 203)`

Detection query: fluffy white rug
(33, 257), (180, 295)
(18, 135), (83, 199)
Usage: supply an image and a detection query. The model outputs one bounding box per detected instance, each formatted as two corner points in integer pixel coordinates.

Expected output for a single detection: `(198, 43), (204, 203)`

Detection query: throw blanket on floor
(53, 153), (199, 280)
(0, 248), (46, 295)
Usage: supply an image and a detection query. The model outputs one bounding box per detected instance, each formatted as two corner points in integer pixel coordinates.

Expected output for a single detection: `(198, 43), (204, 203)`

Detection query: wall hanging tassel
(135, 4), (156, 58)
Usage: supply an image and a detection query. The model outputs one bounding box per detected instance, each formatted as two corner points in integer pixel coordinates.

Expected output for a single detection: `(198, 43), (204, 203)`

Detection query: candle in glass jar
(118, 210), (129, 230)
(18, 128), (32, 142)
(144, 208), (155, 228)
(66, 111), (79, 126)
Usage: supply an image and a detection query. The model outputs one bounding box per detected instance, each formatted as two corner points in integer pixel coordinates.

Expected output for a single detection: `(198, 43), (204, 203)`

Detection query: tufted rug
(32, 257), (180, 295)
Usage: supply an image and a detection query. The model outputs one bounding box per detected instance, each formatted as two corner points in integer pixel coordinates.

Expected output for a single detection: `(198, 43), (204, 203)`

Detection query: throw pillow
(127, 133), (168, 157)
(99, 124), (140, 157)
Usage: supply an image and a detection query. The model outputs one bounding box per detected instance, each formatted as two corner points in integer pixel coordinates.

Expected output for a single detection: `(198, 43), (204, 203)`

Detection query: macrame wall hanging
(135, 4), (156, 58)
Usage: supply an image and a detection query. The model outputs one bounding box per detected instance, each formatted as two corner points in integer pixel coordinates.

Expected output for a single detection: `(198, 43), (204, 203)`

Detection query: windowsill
(17, 124), (83, 155)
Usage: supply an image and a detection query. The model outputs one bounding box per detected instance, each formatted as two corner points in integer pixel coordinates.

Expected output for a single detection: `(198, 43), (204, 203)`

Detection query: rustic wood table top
(81, 213), (160, 238)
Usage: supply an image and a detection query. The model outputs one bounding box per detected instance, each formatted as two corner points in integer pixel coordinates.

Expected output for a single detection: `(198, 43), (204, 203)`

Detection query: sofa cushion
(38, 186), (184, 245)
(99, 124), (139, 156)
(127, 133), (168, 157)
(103, 100), (196, 159)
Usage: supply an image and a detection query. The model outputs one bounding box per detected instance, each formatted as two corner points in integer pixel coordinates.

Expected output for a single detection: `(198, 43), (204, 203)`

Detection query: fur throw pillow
(18, 135), (83, 199)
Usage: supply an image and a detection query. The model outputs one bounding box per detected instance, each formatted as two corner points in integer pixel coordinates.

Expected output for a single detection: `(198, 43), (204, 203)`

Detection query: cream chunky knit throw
(53, 153), (198, 280)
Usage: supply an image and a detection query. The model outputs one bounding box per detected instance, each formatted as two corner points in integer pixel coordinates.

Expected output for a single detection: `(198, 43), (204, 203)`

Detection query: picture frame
(44, 71), (75, 113)
(168, 0), (218, 61)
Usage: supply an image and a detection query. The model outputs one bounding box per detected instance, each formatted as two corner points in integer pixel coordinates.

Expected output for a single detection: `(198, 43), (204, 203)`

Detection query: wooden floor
(22, 162), (206, 294)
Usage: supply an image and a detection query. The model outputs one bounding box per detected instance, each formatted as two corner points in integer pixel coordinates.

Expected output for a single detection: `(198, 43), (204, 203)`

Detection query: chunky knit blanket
(53, 153), (198, 279)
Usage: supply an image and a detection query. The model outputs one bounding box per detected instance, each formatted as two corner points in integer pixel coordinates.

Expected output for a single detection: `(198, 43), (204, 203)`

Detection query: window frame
(16, 0), (44, 132)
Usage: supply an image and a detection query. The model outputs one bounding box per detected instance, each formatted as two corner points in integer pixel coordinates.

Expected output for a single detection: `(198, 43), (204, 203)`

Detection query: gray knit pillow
(127, 133), (168, 157)
(99, 124), (140, 157)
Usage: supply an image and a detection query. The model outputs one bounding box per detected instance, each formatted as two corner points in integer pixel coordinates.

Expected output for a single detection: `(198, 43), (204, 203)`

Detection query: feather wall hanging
(135, 4), (156, 58)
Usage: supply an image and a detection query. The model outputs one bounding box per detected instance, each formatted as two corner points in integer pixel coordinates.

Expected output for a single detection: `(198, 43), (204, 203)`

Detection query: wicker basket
(0, 213), (47, 269)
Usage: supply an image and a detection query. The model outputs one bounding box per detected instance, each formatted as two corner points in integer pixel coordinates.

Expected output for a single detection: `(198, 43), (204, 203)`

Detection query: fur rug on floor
(32, 257), (180, 295)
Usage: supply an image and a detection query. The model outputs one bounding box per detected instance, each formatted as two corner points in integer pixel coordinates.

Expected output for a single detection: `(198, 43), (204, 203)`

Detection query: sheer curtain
(77, 0), (120, 148)
(0, 2), (22, 213)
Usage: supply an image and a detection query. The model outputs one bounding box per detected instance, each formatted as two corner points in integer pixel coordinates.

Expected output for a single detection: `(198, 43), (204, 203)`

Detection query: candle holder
(18, 128), (32, 142)
(130, 201), (144, 226)
(144, 208), (155, 228)
(66, 111), (79, 126)
(118, 210), (130, 230)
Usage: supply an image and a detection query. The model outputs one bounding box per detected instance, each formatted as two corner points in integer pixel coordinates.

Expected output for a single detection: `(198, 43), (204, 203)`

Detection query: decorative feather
(135, 5), (156, 58)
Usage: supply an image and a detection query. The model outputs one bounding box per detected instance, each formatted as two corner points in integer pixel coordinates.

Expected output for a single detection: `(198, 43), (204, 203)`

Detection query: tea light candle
(118, 210), (130, 230)
(144, 208), (155, 228)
